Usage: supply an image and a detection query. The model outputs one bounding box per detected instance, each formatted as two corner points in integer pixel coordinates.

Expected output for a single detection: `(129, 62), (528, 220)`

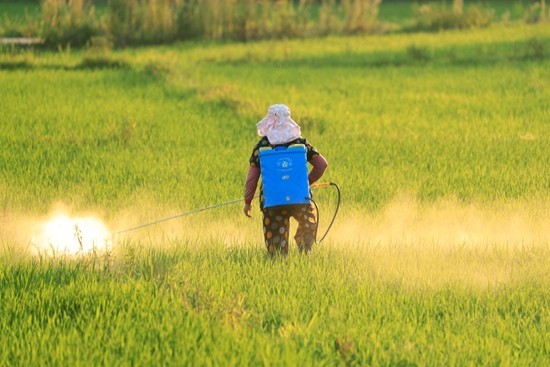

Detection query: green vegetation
(0, 12), (549, 367)
(0, 0), (549, 46)
(1, 25), (548, 212)
(1, 243), (549, 366)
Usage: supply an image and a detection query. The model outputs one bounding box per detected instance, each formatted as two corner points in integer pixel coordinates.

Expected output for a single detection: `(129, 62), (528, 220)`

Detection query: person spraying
(243, 104), (328, 256)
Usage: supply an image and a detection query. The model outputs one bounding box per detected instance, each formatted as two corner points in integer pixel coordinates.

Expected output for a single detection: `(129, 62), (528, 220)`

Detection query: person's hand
(243, 203), (252, 218)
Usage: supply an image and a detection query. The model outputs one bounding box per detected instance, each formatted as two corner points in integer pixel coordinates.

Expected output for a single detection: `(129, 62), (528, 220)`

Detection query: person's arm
(308, 154), (328, 185)
(243, 166), (260, 217)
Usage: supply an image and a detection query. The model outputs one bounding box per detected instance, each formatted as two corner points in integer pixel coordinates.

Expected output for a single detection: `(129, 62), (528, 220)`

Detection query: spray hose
(310, 182), (341, 244)
(116, 182), (341, 244)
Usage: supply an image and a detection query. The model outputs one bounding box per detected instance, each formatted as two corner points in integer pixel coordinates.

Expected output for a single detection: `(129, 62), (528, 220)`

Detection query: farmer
(243, 104), (328, 256)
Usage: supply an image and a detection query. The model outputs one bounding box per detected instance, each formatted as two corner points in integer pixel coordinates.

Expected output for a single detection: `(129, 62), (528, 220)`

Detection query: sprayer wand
(116, 197), (249, 235)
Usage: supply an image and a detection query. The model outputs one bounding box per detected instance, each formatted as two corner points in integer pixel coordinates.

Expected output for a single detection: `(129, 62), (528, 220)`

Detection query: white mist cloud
(31, 212), (112, 256)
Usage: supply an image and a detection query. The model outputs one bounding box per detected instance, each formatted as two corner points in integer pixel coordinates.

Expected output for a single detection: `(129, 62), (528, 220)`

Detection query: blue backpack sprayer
(258, 144), (311, 208)
(116, 145), (340, 244)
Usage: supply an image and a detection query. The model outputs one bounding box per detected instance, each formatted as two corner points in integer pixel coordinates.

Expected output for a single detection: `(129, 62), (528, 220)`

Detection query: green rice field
(1, 9), (549, 366)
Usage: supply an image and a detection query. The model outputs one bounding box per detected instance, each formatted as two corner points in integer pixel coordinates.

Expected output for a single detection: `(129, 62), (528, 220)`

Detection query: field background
(0, 0), (544, 26)
(1, 1), (550, 366)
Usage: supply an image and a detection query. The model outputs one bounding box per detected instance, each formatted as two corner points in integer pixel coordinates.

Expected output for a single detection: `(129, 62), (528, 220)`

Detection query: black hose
(311, 182), (341, 244)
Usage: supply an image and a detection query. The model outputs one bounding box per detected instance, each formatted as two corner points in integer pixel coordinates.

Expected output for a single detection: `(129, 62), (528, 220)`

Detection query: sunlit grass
(1, 241), (548, 365)
(0, 23), (549, 365)
(1, 24), (549, 212)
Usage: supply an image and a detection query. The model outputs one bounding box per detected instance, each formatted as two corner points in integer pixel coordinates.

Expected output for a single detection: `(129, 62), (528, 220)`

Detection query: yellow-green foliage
(410, 3), (494, 31)
(6, 0), (385, 46)
(1, 241), (549, 366)
(0, 24), (549, 365)
(1, 24), (548, 211)
(41, 0), (100, 46)
(104, 0), (385, 44)
(3, 1), (549, 46)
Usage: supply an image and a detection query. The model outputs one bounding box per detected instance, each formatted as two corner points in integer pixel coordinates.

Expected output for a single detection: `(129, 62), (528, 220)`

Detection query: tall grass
(41, 0), (101, 47)
(106, 0), (178, 46)
(2, 1), (548, 47)
(1, 24), (548, 212)
(1, 24), (549, 365)
(33, 0), (386, 46)
(127, 0), (385, 42)
(0, 0), (455, 47)
(1, 241), (549, 365)
(408, 2), (495, 31)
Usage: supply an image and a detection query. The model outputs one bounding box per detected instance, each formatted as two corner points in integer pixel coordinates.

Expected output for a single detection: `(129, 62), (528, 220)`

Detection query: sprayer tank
(259, 144), (310, 208)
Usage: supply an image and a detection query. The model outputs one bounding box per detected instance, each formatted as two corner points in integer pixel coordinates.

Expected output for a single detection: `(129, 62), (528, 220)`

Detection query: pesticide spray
(29, 208), (112, 256)
(22, 181), (339, 257)
(23, 144), (340, 256)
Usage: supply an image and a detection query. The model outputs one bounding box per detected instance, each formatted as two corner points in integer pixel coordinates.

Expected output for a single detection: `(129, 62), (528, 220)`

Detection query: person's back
(243, 104), (328, 256)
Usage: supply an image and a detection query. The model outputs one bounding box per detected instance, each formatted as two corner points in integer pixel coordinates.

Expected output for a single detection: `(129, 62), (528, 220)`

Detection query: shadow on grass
(0, 56), (131, 71)
(1, 37), (546, 72)
(214, 37), (549, 69)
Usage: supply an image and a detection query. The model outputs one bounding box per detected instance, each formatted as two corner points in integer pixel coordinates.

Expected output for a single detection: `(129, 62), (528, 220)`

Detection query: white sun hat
(256, 104), (301, 145)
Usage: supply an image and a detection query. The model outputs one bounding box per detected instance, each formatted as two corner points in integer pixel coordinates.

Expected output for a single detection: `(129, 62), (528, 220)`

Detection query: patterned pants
(262, 203), (318, 256)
